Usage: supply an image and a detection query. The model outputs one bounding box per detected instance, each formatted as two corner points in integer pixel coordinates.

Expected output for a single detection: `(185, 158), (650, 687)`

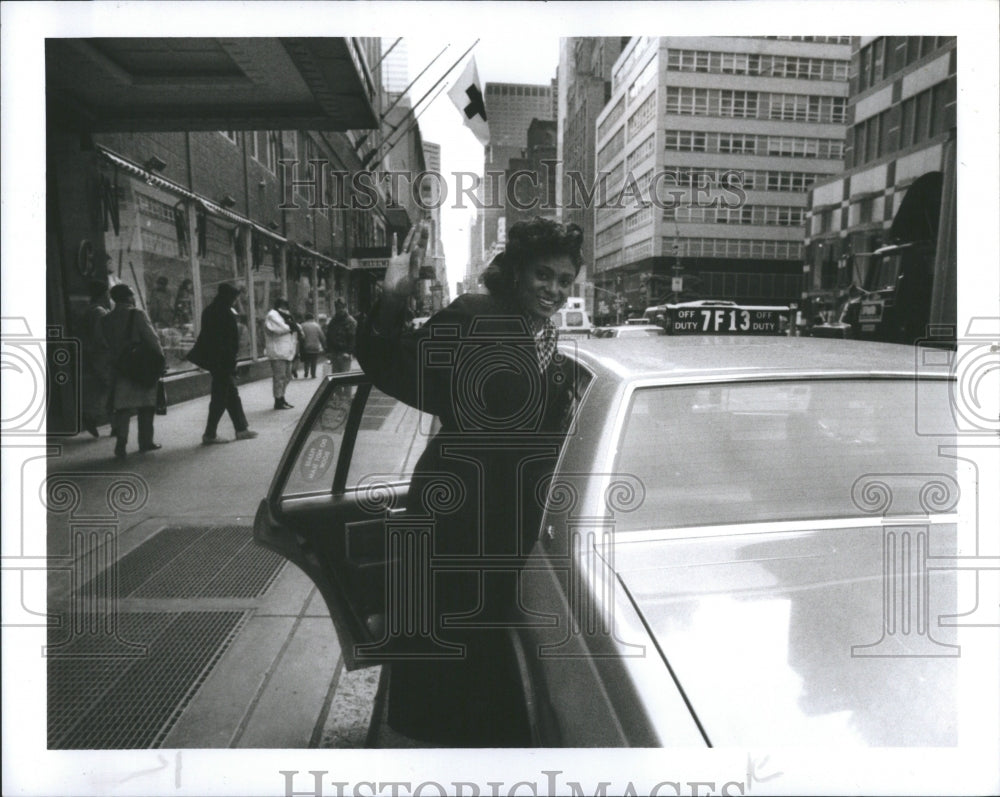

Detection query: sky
(402, 36), (562, 295)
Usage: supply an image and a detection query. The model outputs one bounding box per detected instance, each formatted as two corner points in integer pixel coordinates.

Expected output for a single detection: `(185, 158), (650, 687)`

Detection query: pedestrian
(147, 275), (174, 328)
(187, 282), (259, 445)
(325, 298), (357, 375)
(78, 279), (111, 438)
(356, 216), (583, 746)
(102, 283), (165, 459)
(264, 297), (298, 409)
(298, 312), (325, 378)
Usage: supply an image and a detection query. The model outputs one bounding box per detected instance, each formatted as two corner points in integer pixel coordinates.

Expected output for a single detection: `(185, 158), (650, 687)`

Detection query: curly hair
(481, 217), (584, 298)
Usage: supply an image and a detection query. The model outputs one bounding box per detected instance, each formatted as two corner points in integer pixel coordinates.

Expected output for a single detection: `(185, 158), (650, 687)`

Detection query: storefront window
(200, 216), (253, 361)
(253, 236), (283, 359)
(287, 250), (315, 320)
(102, 170), (197, 374)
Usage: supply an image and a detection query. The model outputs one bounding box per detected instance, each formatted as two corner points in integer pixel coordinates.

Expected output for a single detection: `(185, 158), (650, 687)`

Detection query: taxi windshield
(613, 378), (957, 530)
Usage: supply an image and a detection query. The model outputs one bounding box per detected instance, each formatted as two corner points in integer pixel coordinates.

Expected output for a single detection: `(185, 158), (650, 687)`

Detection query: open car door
(253, 372), (436, 670)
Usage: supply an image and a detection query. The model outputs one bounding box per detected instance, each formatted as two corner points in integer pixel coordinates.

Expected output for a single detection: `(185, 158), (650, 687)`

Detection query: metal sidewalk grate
(48, 611), (247, 749)
(78, 525), (285, 600)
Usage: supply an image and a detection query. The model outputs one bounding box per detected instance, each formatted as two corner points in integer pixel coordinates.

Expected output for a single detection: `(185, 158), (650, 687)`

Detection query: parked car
(591, 324), (666, 338)
(254, 332), (974, 760)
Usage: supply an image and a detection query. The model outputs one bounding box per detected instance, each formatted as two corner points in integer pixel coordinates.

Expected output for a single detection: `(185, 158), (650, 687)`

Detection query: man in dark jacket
(188, 282), (258, 444)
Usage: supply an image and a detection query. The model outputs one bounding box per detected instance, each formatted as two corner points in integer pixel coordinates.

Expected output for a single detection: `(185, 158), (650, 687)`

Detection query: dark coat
(356, 291), (576, 744)
(189, 297), (240, 373)
(102, 305), (164, 410)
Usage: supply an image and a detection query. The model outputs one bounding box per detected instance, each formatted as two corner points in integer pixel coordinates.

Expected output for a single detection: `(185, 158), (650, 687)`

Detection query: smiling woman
(354, 216), (584, 746)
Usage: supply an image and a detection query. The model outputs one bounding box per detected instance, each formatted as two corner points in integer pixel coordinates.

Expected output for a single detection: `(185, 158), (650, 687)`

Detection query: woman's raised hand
(383, 222), (429, 298)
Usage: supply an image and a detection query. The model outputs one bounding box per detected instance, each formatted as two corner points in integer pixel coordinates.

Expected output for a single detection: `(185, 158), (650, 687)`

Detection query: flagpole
(362, 39), (481, 168)
(364, 82), (451, 171)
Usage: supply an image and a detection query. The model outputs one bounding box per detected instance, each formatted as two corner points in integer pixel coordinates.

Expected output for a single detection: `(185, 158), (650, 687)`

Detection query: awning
(97, 145), (286, 242)
(889, 171), (942, 244)
(292, 242), (348, 270)
(48, 38), (379, 133)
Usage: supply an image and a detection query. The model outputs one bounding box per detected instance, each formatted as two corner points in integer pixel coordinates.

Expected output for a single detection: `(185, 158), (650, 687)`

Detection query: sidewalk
(46, 369), (383, 749)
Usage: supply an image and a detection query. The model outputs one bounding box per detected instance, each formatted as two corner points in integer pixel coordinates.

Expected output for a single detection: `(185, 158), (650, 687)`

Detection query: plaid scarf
(534, 317), (558, 372)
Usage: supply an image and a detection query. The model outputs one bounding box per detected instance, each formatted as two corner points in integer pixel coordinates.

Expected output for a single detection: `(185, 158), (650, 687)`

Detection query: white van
(553, 296), (594, 337)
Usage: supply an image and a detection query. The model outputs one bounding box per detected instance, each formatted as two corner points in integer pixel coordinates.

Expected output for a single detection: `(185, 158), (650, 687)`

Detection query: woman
(357, 216), (583, 746)
(264, 298), (298, 409)
(101, 283), (165, 459)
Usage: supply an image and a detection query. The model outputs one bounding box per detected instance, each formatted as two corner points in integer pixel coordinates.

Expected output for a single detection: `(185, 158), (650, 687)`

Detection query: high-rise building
(558, 37), (628, 311)
(480, 81), (555, 256)
(380, 37), (409, 97)
(802, 36), (956, 326)
(592, 36), (852, 313)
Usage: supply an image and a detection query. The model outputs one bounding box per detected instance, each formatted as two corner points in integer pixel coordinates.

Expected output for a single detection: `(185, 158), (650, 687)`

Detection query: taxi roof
(560, 335), (927, 383)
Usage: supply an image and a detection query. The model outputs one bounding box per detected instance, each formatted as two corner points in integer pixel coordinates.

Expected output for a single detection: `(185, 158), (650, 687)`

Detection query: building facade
(591, 36), (852, 313)
(481, 82), (555, 256)
(557, 37), (628, 315)
(802, 36), (957, 322)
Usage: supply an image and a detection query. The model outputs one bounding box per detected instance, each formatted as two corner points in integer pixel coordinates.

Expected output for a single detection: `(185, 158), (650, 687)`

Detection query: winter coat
(326, 311), (357, 355)
(188, 297), (240, 373)
(101, 305), (164, 410)
(356, 291), (576, 743)
(264, 308), (297, 360)
(299, 319), (325, 354)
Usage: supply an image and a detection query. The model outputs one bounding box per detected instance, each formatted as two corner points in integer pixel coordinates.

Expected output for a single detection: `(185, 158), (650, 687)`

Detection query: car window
(614, 378), (957, 530)
(345, 387), (437, 485)
(564, 311), (584, 327)
(281, 384), (436, 498)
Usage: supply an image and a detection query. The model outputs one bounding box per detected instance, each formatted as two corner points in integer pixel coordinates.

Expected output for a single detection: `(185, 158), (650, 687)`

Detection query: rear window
(614, 379), (957, 530)
(563, 311), (584, 327)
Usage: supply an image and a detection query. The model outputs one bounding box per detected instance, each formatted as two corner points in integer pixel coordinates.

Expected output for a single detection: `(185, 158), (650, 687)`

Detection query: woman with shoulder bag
(101, 283), (165, 459)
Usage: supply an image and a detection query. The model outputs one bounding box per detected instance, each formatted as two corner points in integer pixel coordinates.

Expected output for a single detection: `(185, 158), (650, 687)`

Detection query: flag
(448, 57), (490, 146)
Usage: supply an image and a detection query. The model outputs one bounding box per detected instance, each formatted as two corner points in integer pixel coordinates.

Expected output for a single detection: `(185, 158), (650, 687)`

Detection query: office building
(592, 36), (852, 312)
(802, 36), (957, 322)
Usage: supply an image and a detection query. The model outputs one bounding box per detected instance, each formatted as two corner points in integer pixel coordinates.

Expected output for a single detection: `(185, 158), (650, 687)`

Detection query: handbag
(116, 309), (166, 388)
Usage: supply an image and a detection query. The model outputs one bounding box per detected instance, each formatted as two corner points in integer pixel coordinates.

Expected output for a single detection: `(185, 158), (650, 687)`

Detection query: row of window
(664, 129), (845, 159)
(624, 237), (653, 262)
(674, 237), (804, 261)
(594, 239), (806, 272)
(664, 87), (847, 123)
(627, 93), (657, 137)
(661, 166), (821, 192)
(626, 206), (652, 231)
(850, 80), (952, 167)
(628, 57), (658, 101)
(486, 84), (551, 98)
(665, 204), (806, 226)
(626, 134), (656, 171)
(665, 49), (849, 81)
(219, 130), (280, 175)
(854, 37), (954, 94)
(612, 37), (655, 92)
(598, 97), (625, 141)
(596, 221), (623, 248)
(597, 127), (626, 169)
(764, 36), (851, 44)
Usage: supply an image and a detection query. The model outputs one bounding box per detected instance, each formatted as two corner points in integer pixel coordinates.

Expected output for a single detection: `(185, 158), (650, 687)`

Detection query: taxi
(253, 320), (975, 755)
(591, 323), (666, 338)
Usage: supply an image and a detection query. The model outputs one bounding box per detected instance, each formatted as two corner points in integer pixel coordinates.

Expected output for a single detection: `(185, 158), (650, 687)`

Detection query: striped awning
(96, 145), (287, 243)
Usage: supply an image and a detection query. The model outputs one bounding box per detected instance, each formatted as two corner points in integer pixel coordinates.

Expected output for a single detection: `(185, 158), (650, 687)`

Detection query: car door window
(280, 381), (435, 499)
(345, 387), (437, 485)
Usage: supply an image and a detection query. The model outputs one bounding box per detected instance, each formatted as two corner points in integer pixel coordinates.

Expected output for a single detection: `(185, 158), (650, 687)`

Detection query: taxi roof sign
(662, 301), (791, 336)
